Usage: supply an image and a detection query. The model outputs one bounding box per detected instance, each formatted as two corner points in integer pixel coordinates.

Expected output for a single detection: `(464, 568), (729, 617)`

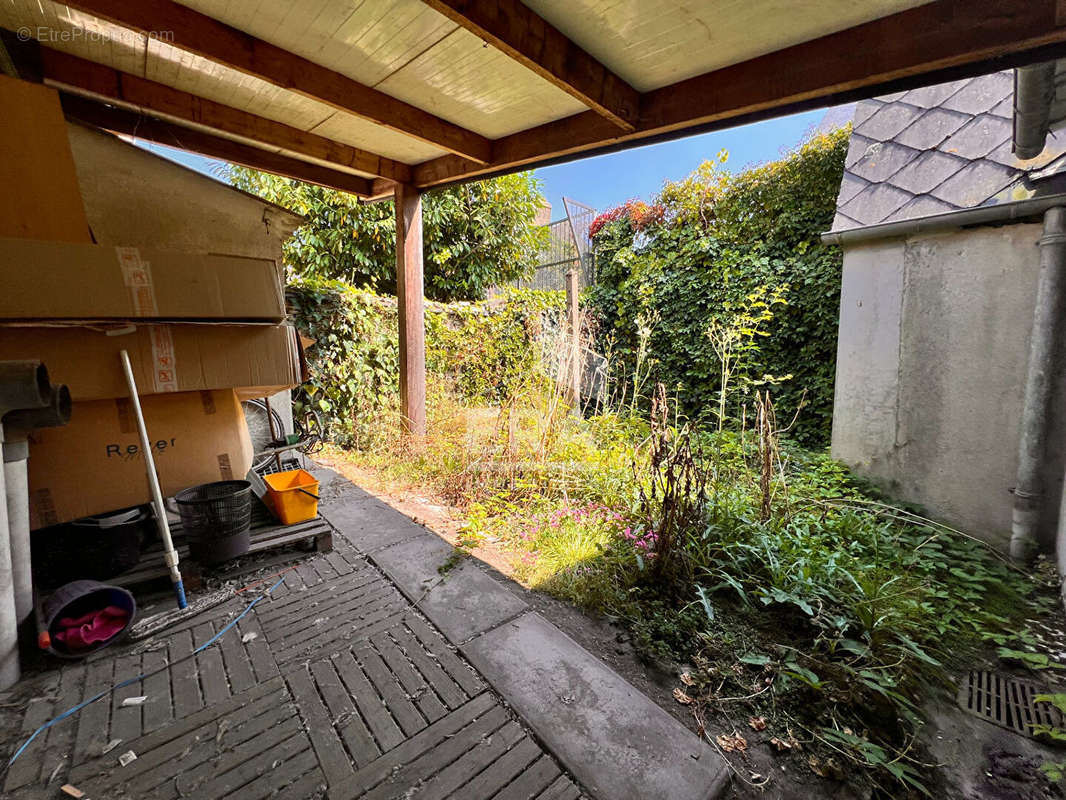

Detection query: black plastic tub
(31, 505), (151, 591)
(173, 480), (252, 565)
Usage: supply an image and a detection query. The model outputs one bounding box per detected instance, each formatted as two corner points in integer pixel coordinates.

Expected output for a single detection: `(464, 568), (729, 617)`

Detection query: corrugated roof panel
(524, 0), (932, 92)
(147, 42), (333, 132)
(3, 0), (447, 168)
(176, 0), (457, 89)
(145, 40), (446, 165)
(0, 0), (147, 76)
(310, 112), (448, 164)
(375, 26), (588, 138)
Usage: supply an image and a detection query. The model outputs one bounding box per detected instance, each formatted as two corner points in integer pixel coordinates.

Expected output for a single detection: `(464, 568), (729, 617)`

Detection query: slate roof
(831, 71), (1066, 232)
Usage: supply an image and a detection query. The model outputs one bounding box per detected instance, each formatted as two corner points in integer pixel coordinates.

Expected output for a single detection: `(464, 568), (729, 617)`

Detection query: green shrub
(226, 168), (549, 302)
(287, 278), (564, 446)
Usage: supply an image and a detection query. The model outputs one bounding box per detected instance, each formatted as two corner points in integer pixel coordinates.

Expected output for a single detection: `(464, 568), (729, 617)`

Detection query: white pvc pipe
(3, 455), (30, 624)
(119, 351), (186, 609)
(0, 437), (19, 689)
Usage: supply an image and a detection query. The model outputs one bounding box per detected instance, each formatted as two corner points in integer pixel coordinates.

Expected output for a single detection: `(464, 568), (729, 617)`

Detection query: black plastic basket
(173, 480), (252, 564)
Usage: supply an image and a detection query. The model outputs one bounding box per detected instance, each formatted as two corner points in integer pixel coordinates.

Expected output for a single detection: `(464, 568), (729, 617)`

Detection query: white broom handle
(118, 351), (180, 574)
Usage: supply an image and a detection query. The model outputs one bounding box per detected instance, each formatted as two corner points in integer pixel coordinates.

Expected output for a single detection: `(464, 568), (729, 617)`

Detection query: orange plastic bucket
(263, 469), (320, 525)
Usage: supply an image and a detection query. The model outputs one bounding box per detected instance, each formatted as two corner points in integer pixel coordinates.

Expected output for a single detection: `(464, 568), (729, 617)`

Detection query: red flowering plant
(588, 206), (626, 238)
(588, 200), (665, 239)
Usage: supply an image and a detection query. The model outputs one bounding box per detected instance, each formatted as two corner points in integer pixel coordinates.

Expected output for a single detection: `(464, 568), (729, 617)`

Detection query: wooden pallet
(110, 515), (333, 593)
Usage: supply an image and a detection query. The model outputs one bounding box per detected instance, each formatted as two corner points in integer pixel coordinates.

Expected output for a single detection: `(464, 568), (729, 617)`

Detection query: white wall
(832, 222), (1066, 550)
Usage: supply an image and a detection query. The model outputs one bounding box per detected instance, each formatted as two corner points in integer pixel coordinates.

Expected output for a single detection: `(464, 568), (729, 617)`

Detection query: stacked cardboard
(27, 391), (254, 529)
(0, 76), (301, 528)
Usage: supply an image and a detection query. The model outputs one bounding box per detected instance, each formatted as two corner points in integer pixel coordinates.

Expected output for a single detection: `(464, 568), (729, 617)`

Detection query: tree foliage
(586, 128), (849, 445)
(225, 168), (549, 302)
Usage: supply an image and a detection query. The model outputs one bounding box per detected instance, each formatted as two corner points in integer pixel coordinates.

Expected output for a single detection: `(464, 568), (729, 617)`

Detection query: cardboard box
(0, 324), (301, 401)
(0, 238), (285, 322)
(0, 76), (91, 243)
(28, 390), (253, 529)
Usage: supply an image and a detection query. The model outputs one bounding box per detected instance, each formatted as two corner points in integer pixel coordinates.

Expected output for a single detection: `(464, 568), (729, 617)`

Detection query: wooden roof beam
(40, 47), (413, 183)
(420, 0), (639, 131)
(61, 0), (492, 163)
(414, 0), (1066, 188)
(60, 94), (374, 196)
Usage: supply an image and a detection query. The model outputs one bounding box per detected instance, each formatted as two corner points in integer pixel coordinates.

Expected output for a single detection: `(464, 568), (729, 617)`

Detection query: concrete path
(316, 467), (730, 800)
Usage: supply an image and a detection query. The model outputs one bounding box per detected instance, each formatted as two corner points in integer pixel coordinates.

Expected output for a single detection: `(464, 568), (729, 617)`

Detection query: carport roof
(2, 0), (1065, 198)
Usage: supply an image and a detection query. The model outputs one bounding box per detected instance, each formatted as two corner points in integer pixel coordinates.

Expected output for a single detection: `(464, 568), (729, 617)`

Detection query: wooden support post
(565, 268), (581, 416)
(394, 183), (426, 437)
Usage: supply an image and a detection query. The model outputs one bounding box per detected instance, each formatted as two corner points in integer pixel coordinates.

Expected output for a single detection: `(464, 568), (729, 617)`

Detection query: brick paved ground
(2, 533), (582, 799)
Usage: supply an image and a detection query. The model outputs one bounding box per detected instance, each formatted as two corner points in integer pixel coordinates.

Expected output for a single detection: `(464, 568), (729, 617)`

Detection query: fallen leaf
(680, 672), (695, 686)
(673, 687), (693, 705)
(808, 755), (845, 780)
(748, 716), (767, 731)
(769, 737), (792, 751)
(716, 733), (748, 753)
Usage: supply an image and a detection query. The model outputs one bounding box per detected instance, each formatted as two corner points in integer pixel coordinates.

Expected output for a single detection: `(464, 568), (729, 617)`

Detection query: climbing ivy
(585, 127), (849, 445)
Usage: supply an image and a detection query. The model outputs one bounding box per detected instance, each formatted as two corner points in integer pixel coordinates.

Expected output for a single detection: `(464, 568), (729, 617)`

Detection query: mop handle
(118, 350), (187, 609)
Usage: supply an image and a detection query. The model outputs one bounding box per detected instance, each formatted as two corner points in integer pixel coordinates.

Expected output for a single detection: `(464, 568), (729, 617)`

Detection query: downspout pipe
(1012, 206), (1066, 562)
(1014, 63), (1057, 161)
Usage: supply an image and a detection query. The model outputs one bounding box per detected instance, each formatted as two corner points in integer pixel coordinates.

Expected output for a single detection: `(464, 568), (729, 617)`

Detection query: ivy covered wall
(585, 128), (849, 445)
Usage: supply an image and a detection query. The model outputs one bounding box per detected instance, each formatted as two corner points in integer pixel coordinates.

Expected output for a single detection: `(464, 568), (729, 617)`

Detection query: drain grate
(957, 671), (1063, 738)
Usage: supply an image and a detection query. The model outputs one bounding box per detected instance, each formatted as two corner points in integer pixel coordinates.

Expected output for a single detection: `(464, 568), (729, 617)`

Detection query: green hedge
(585, 128), (849, 445)
(287, 278), (564, 447)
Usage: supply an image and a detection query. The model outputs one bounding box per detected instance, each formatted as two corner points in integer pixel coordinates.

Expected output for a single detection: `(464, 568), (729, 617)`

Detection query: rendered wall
(832, 222), (1066, 551)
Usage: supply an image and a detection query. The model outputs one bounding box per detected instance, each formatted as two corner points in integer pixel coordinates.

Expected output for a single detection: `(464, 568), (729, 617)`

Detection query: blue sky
(135, 105), (845, 217)
(534, 108), (832, 219)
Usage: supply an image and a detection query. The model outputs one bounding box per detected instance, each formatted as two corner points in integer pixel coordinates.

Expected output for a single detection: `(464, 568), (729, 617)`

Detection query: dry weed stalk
(639, 383), (707, 582)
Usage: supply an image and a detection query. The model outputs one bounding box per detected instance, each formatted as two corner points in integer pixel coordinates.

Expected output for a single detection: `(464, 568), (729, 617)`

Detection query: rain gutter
(820, 192), (1066, 246)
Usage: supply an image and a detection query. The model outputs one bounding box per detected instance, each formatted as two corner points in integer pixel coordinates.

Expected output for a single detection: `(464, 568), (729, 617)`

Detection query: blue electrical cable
(5, 574), (286, 768)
